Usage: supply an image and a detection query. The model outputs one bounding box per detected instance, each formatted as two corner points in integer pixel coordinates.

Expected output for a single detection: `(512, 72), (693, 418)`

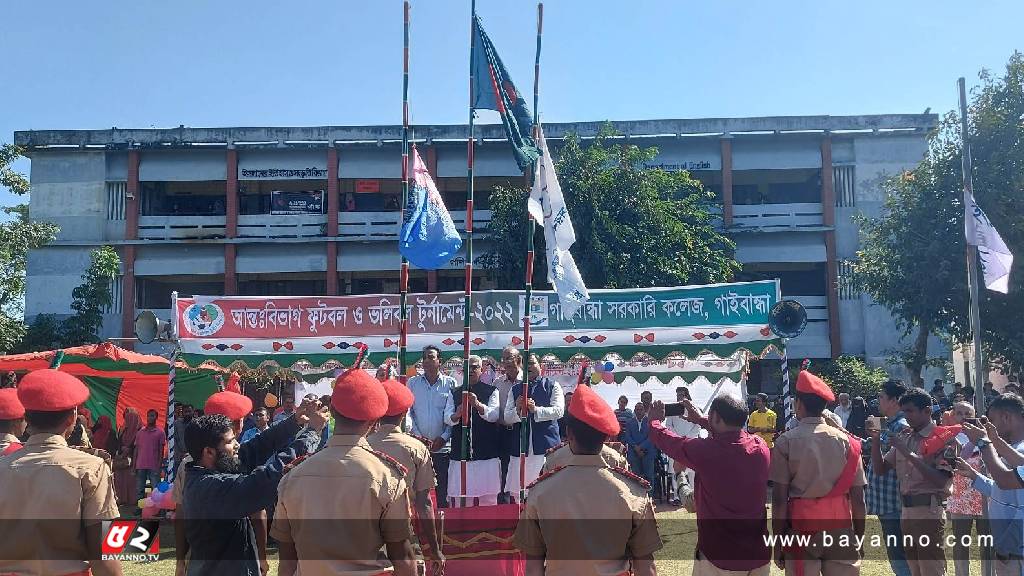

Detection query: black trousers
(432, 451), (450, 508)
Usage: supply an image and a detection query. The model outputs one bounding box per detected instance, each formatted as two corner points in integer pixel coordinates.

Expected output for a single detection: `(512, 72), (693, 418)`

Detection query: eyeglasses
(468, 365), (482, 370)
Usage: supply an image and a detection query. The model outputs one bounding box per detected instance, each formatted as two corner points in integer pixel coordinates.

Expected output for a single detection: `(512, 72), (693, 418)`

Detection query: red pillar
(121, 150), (140, 343)
(821, 135), (841, 358)
(720, 136), (733, 227)
(224, 149), (239, 296)
(326, 147), (340, 295)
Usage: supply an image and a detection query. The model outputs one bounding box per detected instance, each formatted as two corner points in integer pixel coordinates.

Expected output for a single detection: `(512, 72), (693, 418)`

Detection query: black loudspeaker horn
(134, 310), (171, 344)
(768, 300), (808, 339)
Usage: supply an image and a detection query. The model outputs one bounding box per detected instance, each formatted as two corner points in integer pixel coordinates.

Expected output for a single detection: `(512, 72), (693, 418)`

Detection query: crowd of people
(0, 350), (1022, 576)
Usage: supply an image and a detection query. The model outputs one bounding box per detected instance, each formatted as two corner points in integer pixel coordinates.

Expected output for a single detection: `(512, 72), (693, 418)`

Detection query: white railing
(238, 214), (326, 239)
(338, 210), (492, 241)
(731, 203), (823, 230)
(138, 216), (226, 240)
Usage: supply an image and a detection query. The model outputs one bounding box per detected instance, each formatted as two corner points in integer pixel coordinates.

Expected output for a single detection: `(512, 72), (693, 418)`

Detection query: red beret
(0, 388), (25, 420)
(568, 385), (619, 437)
(381, 379), (414, 417)
(17, 369), (89, 412)
(796, 371), (835, 403)
(205, 391), (253, 421)
(332, 369), (388, 421)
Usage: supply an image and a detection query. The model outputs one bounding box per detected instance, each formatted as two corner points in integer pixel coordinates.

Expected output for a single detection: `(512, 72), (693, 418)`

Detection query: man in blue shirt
(864, 380), (912, 576)
(958, 394), (1024, 576)
(408, 345), (456, 507)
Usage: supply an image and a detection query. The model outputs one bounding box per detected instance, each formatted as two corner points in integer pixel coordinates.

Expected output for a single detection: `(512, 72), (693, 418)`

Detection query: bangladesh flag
(472, 15), (540, 171)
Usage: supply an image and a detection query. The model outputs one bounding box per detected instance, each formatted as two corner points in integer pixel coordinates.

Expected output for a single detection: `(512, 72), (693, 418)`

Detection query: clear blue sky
(2, 0), (1021, 207)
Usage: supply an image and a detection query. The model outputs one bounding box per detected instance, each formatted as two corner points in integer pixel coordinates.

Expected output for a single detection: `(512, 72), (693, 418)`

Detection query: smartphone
(964, 417), (981, 425)
(942, 445), (959, 465)
(664, 402), (688, 418)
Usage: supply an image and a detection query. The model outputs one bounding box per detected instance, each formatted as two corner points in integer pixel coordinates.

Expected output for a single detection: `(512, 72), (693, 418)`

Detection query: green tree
(483, 125), (739, 290)
(810, 355), (889, 400)
(60, 246), (121, 346)
(855, 52), (1024, 383)
(16, 313), (63, 353)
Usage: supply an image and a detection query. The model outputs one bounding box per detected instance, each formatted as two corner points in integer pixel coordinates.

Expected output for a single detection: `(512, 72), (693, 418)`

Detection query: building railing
(136, 211), (492, 241)
(730, 203), (824, 230)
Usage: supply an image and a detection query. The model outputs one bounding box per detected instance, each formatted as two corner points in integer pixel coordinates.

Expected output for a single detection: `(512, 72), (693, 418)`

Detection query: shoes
(668, 498), (682, 507)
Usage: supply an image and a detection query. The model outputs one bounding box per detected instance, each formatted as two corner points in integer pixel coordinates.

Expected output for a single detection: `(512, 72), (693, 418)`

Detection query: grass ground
(122, 506), (987, 576)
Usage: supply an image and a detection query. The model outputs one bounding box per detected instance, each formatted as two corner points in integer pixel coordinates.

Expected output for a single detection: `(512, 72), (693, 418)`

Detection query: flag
(472, 15), (540, 171)
(528, 126), (589, 319)
(399, 147), (463, 270)
(965, 190), (1013, 293)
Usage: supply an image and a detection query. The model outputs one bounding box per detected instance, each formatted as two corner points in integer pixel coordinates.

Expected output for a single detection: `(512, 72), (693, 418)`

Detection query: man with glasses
(492, 346), (525, 503)
(447, 355), (502, 505)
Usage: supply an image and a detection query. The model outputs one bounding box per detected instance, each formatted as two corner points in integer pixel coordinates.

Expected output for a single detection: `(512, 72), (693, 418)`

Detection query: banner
(271, 190), (324, 215)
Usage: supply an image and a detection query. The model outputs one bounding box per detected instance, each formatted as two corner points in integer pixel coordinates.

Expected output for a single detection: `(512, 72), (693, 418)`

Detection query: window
(732, 169), (822, 205)
(736, 264), (827, 296)
(136, 277), (225, 309)
(140, 181), (226, 216)
(239, 278), (325, 297)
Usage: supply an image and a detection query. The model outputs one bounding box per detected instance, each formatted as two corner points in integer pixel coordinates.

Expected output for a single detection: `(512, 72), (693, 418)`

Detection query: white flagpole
(958, 77), (986, 416)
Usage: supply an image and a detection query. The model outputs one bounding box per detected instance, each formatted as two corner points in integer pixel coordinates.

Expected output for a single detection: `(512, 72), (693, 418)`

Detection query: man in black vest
(447, 355), (503, 505)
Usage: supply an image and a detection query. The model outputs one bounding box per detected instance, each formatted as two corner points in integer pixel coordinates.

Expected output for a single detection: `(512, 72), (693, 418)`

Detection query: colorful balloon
(590, 372), (602, 385)
(601, 372), (615, 384)
(141, 506), (159, 519)
(603, 361), (615, 372)
(157, 481), (170, 493)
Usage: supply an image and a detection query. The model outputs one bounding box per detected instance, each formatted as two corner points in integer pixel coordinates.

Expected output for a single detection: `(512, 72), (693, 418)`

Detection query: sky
(2, 0), (1022, 207)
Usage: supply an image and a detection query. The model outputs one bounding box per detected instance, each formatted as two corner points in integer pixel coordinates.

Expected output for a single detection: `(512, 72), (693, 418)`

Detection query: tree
(0, 145), (59, 353)
(483, 125), (740, 290)
(810, 355), (889, 400)
(60, 246), (121, 346)
(855, 52), (1024, 383)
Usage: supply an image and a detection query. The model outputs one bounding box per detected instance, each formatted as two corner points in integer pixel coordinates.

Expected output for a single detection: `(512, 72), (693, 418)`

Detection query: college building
(14, 113), (944, 391)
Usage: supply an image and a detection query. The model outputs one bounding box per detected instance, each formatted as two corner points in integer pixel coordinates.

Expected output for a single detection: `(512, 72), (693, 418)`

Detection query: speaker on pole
(134, 310), (171, 344)
(769, 300), (808, 339)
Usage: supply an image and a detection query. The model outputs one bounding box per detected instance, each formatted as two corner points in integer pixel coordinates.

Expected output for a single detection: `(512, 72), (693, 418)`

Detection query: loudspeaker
(134, 310), (171, 344)
(768, 300), (808, 339)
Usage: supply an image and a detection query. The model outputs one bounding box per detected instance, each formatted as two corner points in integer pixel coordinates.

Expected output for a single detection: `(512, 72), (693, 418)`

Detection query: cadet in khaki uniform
(515, 384), (662, 576)
(274, 368), (417, 576)
(542, 440), (627, 473)
(0, 369), (123, 576)
(771, 371), (867, 576)
(368, 379), (444, 571)
(0, 387), (27, 454)
(871, 388), (954, 576)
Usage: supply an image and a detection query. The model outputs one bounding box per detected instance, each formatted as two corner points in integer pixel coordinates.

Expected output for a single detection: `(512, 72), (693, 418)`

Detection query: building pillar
(224, 244), (238, 296)
(121, 150), (140, 343)
(821, 135), (841, 358)
(225, 149), (239, 296)
(326, 147), (340, 295)
(720, 135), (733, 227)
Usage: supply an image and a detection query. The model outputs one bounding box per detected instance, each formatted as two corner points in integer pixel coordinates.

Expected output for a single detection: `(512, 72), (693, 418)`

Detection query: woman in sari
(114, 408), (142, 505)
(91, 415), (114, 453)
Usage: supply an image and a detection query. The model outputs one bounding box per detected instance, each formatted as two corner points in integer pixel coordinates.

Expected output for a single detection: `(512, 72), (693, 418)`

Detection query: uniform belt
(901, 494), (944, 507)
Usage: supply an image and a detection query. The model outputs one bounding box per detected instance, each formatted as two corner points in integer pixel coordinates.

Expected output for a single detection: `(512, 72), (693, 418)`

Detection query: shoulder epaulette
(526, 465), (566, 489)
(283, 454), (310, 475)
(609, 466), (651, 490)
(409, 433), (431, 447)
(545, 441), (568, 456)
(368, 447), (409, 477)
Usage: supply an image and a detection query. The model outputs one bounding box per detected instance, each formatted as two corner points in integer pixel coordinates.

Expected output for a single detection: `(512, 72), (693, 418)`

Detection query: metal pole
(958, 77), (987, 417)
(398, 0), (412, 384)
(780, 344), (792, 429)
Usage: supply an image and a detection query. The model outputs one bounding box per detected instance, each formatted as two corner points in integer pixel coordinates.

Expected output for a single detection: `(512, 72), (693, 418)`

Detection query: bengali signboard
(270, 190), (324, 215)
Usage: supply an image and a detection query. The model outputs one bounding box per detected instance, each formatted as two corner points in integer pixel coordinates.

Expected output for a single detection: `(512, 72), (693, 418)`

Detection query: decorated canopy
(0, 342), (223, 430)
(175, 279), (782, 370)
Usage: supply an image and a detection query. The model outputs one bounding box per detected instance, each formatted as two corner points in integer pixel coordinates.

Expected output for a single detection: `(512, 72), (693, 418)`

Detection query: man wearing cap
(274, 368), (417, 576)
(0, 387), (26, 454)
(542, 385), (627, 473)
(368, 378), (444, 571)
(771, 371), (866, 576)
(514, 384), (661, 576)
(870, 387), (954, 576)
(0, 369), (123, 576)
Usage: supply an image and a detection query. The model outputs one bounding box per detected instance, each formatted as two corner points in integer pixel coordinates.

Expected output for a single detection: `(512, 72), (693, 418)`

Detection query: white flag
(528, 126), (589, 319)
(965, 190), (1013, 293)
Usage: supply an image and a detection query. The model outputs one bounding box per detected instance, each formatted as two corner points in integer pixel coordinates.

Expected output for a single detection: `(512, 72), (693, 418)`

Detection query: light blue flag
(399, 147), (463, 270)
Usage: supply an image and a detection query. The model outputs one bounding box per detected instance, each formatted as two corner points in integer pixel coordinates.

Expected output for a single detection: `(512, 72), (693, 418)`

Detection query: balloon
(143, 497), (155, 508)
(601, 372), (615, 384)
(603, 361), (615, 372)
(137, 499), (148, 509)
(141, 506), (159, 519)
(265, 392), (279, 408)
(590, 372), (602, 385)
(157, 481), (170, 493)
(593, 362), (604, 373)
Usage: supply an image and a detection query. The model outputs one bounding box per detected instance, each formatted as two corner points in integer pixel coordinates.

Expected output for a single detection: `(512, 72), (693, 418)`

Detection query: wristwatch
(976, 437), (992, 449)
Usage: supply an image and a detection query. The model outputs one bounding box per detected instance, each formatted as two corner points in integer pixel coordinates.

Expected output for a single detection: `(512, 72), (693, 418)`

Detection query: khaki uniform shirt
(173, 453), (193, 506)
(270, 435), (412, 576)
(770, 417), (867, 498)
(0, 432), (21, 453)
(542, 443), (627, 473)
(514, 453), (663, 576)
(883, 421), (954, 497)
(0, 433), (120, 576)
(367, 423), (436, 495)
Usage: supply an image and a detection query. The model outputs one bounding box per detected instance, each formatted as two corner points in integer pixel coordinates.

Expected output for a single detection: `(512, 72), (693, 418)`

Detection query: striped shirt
(863, 411), (909, 516)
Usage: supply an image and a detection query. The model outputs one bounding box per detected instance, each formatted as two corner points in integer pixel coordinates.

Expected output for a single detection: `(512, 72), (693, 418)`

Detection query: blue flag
(399, 147), (463, 269)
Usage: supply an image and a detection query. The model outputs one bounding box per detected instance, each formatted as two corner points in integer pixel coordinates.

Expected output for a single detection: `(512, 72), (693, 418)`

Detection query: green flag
(472, 15), (540, 171)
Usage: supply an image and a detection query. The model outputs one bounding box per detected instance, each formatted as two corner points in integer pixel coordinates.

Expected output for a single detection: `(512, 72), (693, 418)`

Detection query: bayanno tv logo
(101, 520), (160, 561)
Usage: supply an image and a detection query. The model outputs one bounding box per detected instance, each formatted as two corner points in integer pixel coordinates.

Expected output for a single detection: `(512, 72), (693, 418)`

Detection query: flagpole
(398, 0), (412, 384)
(459, 0), (478, 503)
(958, 77), (986, 416)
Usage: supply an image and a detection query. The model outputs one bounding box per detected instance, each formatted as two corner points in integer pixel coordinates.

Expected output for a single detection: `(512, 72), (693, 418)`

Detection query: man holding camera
(871, 388), (954, 576)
